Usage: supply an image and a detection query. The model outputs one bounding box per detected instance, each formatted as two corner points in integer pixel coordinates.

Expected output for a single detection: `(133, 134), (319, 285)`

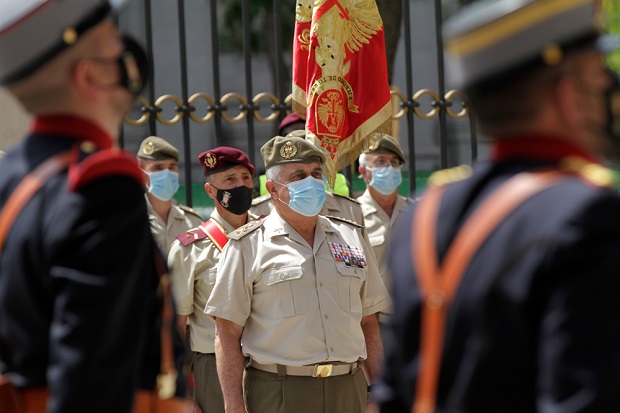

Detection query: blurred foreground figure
(377, 1), (620, 412)
(0, 1), (186, 413)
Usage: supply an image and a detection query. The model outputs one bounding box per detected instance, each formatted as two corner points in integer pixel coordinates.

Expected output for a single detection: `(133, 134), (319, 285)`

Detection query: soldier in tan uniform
(357, 135), (413, 304)
(206, 135), (391, 413)
(137, 136), (203, 254)
(168, 146), (257, 413)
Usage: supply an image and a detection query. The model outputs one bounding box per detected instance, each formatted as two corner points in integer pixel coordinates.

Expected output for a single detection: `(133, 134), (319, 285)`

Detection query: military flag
(292, 0), (392, 183)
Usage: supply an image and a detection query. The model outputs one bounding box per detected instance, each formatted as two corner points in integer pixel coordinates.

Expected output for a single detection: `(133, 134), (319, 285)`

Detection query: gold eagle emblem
(280, 141), (298, 160)
(143, 141), (155, 156)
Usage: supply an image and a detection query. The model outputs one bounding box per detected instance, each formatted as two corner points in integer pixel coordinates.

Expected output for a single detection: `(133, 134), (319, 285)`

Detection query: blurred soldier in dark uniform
(0, 1), (185, 413)
(377, 1), (620, 412)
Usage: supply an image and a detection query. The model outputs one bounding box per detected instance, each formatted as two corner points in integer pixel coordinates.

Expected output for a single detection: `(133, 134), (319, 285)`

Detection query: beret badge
(205, 152), (217, 168)
(143, 141), (155, 156)
(280, 141), (298, 160)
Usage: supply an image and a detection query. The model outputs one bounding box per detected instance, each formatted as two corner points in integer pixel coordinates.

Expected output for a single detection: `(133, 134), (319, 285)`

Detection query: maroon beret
(278, 113), (305, 135)
(198, 146), (255, 176)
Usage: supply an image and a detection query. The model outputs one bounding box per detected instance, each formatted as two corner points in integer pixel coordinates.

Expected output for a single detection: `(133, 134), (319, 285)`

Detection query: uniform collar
(359, 188), (409, 221)
(210, 208), (237, 234)
(263, 211), (337, 239)
(322, 193), (338, 212)
(358, 189), (379, 216)
(31, 115), (114, 150)
(491, 134), (601, 164)
(263, 211), (291, 240)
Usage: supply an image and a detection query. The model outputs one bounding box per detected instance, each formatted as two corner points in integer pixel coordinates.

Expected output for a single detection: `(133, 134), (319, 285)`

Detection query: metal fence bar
(177, 0), (193, 206)
(402, 0), (417, 195)
(145, 0), (157, 135)
(241, 0), (256, 168)
(272, 0), (288, 121)
(469, 108), (478, 162)
(209, 0), (223, 146)
(434, 0), (448, 170)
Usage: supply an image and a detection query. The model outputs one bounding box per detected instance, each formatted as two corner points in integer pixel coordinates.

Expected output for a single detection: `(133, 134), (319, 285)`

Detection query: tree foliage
(604, 0), (620, 73)
(220, 0), (295, 52)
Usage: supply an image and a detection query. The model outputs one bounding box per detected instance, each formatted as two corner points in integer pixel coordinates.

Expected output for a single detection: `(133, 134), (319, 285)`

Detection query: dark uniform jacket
(378, 136), (620, 413)
(0, 115), (180, 413)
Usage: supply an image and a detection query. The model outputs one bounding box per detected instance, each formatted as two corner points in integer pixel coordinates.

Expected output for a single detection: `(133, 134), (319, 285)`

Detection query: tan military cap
(137, 136), (179, 161)
(261, 134), (326, 169)
(364, 134), (406, 164)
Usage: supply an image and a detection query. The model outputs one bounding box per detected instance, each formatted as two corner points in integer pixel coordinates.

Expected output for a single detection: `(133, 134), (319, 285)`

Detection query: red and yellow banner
(292, 0), (392, 183)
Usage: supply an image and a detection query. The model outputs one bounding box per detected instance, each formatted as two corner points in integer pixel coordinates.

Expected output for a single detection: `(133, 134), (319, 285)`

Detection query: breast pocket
(203, 268), (218, 285)
(264, 266), (308, 318)
(336, 263), (365, 314)
(199, 268), (218, 297)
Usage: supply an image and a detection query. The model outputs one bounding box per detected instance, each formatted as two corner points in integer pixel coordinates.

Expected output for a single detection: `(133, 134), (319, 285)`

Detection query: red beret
(278, 113), (305, 135)
(198, 146), (255, 176)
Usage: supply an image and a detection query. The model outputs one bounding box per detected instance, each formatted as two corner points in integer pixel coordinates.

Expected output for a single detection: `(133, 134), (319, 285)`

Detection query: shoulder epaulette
(68, 148), (143, 191)
(560, 157), (617, 189)
(179, 204), (204, 220)
(324, 215), (364, 229)
(176, 226), (208, 247)
(329, 192), (361, 204)
(251, 193), (272, 206)
(427, 165), (472, 187)
(228, 219), (264, 240)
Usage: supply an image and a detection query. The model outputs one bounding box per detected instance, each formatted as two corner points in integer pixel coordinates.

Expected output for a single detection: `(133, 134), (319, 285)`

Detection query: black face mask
(605, 69), (620, 160)
(214, 185), (254, 216)
(117, 35), (149, 96)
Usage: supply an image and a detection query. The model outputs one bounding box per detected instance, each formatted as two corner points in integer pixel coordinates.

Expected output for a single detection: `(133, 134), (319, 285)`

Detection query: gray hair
(265, 164), (285, 182)
(358, 153), (368, 167)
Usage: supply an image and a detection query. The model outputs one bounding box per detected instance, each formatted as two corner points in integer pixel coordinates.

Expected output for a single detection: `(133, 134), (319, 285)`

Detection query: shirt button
(324, 314), (329, 319)
(319, 282), (323, 287)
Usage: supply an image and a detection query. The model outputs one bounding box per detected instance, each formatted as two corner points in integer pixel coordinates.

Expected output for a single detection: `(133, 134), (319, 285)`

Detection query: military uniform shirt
(167, 209), (235, 354)
(205, 210), (391, 366)
(357, 189), (411, 295)
(147, 199), (203, 254)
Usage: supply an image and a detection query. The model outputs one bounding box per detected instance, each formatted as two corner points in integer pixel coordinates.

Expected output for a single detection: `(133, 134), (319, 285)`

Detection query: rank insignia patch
(328, 242), (366, 268)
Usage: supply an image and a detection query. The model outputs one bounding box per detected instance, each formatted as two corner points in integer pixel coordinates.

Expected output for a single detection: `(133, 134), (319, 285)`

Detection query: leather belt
(249, 359), (359, 378)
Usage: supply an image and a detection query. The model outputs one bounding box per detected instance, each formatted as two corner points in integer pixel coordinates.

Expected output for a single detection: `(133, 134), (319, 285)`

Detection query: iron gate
(117, 0), (478, 209)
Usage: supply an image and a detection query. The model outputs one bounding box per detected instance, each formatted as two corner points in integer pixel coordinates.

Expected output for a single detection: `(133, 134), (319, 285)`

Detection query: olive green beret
(261, 134), (326, 169)
(137, 136), (179, 161)
(364, 134), (406, 164)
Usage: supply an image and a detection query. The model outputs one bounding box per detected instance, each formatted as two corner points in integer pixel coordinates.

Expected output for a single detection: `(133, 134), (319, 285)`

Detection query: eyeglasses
(371, 158), (401, 168)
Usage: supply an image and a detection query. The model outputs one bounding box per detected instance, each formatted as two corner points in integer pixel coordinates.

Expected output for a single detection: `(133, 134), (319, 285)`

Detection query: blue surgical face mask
(368, 166), (402, 195)
(146, 169), (179, 201)
(276, 175), (326, 217)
